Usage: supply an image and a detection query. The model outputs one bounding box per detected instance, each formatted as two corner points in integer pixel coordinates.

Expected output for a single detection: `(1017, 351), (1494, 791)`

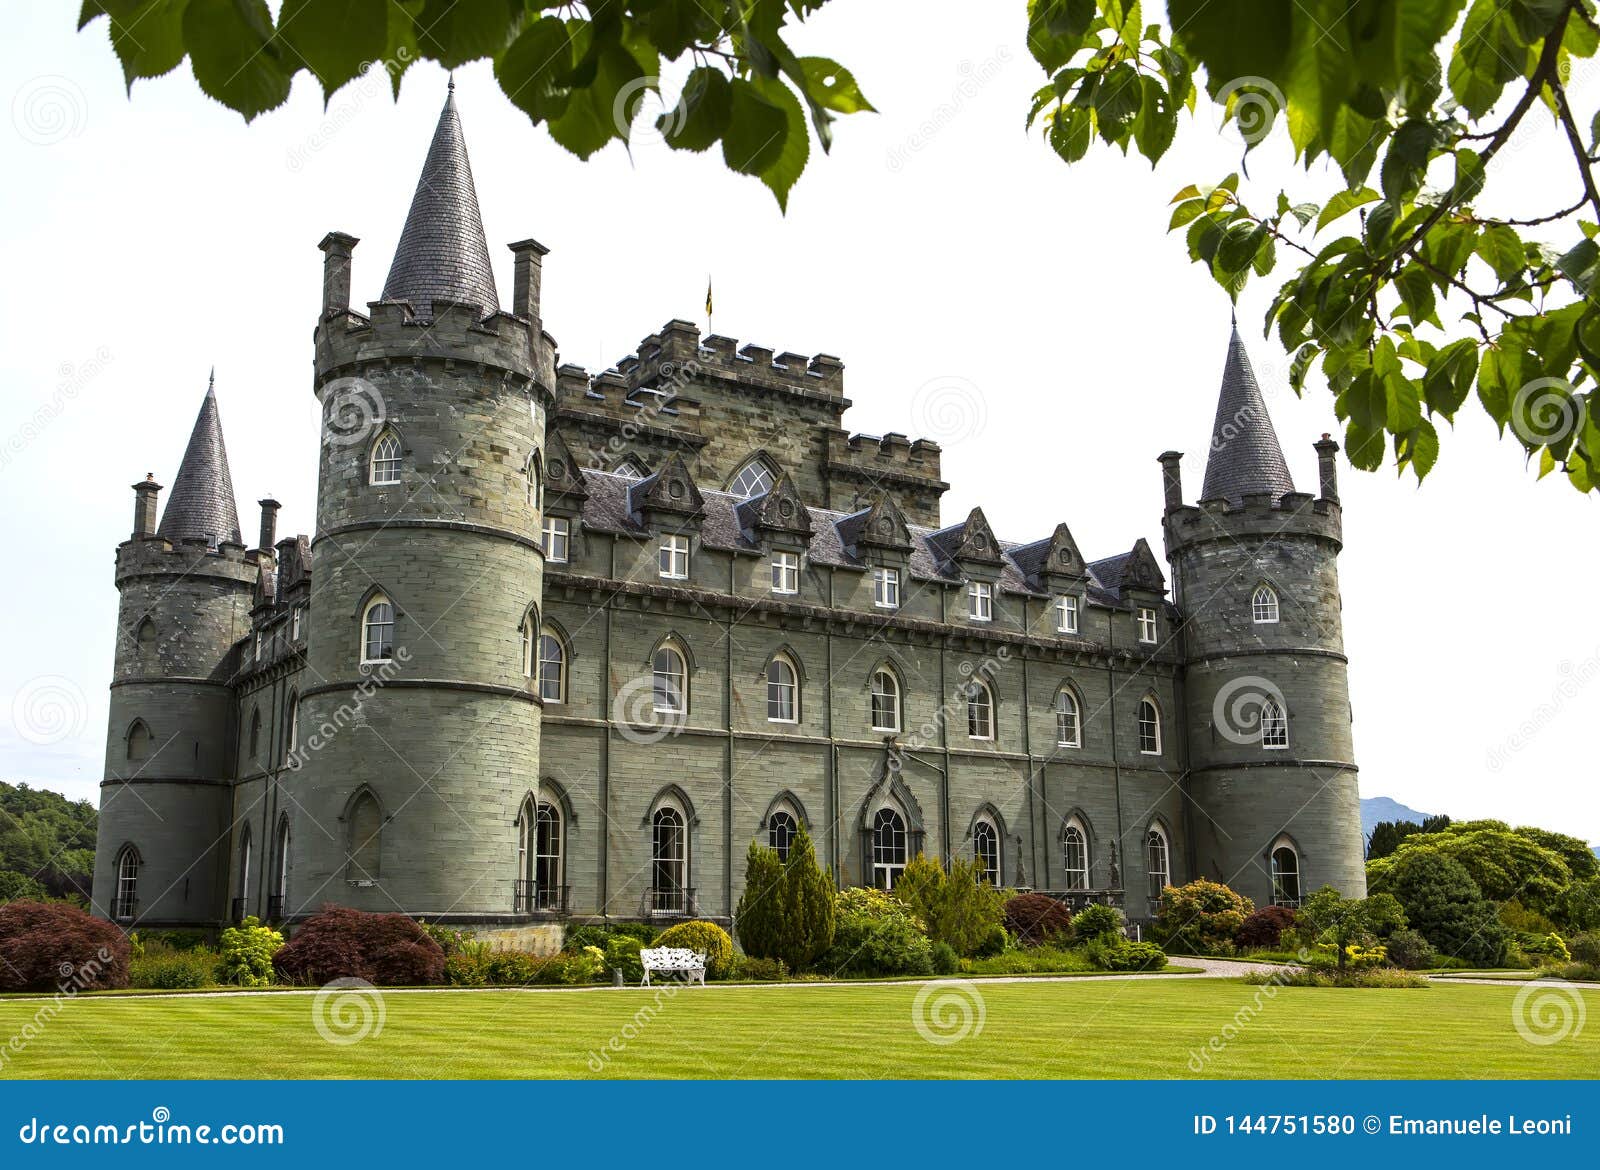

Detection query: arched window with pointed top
(965, 678), (994, 741)
(1146, 824), (1171, 901)
(1062, 818), (1090, 889)
(346, 789), (383, 882)
(1271, 840), (1301, 908)
(538, 627), (567, 704)
(1252, 583), (1280, 624)
(1055, 685), (1081, 747)
(614, 455), (649, 478)
(237, 823), (254, 914)
(526, 450), (542, 509)
(135, 617), (157, 659)
(1138, 697), (1162, 755)
(871, 806), (908, 889)
(272, 816), (291, 918)
(361, 595), (395, 664)
(766, 652), (798, 723)
(870, 667), (902, 733)
(113, 844), (141, 921)
(768, 808), (798, 861)
(248, 707), (262, 761)
(652, 642), (688, 715)
(727, 456), (776, 498)
(286, 692), (299, 754)
(650, 795), (689, 914)
(126, 719), (151, 763)
(369, 431), (402, 485)
(973, 815), (1000, 886)
(1261, 697), (1289, 749)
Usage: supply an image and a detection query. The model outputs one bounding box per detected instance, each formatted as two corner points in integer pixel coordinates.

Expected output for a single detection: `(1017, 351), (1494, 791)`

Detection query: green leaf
(722, 77), (790, 178)
(100, 0), (188, 88)
(1398, 417), (1441, 480)
(1215, 220), (1263, 274)
(1474, 223), (1526, 282)
(494, 15), (574, 124)
(413, 0), (519, 69)
(1557, 238), (1600, 294)
(545, 22), (652, 161)
(1449, 0), (1528, 118)
(1132, 74), (1176, 163)
(749, 76), (809, 212)
(660, 65), (729, 153)
(1449, 147), (1485, 203)
(1093, 63), (1143, 144)
(1048, 105), (1093, 162)
(1316, 186), (1380, 232)
(1168, 198), (1205, 230)
(279, 0), (390, 100)
(1026, 0), (1097, 73)
(182, 0), (294, 120)
(798, 57), (874, 114)
(1422, 338), (1479, 418)
(1380, 118), (1437, 202)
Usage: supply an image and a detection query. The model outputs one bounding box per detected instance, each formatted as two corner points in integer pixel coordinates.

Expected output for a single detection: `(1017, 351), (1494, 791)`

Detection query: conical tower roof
(1200, 326), (1296, 502)
(381, 84), (499, 318)
(157, 373), (242, 547)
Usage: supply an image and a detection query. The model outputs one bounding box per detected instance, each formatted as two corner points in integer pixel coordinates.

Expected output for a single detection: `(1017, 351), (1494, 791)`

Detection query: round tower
(94, 380), (256, 926)
(1159, 328), (1364, 910)
(284, 87), (556, 921)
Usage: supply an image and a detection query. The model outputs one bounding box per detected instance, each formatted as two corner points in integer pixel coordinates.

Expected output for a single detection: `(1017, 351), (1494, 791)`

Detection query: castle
(91, 88), (1365, 938)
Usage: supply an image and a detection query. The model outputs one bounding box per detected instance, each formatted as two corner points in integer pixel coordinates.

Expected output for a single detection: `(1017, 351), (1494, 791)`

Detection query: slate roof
(380, 85), (499, 318)
(1200, 326), (1296, 503)
(156, 378), (242, 548)
(571, 468), (1147, 608)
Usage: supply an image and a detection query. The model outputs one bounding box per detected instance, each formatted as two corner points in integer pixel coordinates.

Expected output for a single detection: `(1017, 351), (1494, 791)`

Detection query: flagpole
(705, 273), (713, 336)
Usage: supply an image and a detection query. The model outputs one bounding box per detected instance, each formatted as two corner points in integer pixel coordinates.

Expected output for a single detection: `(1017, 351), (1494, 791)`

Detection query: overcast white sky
(1, 2), (1595, 843)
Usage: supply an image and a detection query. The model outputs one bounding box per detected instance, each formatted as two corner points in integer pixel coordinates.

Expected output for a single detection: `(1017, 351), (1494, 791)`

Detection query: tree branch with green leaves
(1025, 0), (1600, 493)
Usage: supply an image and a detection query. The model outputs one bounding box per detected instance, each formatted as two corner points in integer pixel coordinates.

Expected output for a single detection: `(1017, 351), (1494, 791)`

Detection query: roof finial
(1229, 304), (1237, 328)
(447, 72), (455, 94)
(208, 366), (215, 393)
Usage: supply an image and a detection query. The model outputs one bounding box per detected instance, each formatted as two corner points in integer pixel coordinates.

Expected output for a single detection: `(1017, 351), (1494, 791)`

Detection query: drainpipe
(1105, 617), (1126, 903)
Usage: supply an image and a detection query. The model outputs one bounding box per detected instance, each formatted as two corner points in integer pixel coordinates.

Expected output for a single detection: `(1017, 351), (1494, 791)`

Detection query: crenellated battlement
(824, 427), (944, 485)
(1165, 489), (1342, 551)
(553, 362), (703, 427)
(596, 319), (847, 402)
(313, 298), (556, 394)
(115, 535), (262, 588)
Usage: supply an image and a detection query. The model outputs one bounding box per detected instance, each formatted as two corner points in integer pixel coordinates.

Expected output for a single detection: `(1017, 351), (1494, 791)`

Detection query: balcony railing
(643, 886), (696, 917)
(513, 881), (569, 914)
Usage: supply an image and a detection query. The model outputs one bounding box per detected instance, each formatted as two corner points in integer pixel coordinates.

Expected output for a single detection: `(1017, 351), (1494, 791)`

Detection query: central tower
(285, 88), (557, 920)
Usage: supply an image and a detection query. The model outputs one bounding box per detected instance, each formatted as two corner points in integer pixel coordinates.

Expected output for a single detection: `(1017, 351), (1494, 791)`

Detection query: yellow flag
(705, 277), (713, 319)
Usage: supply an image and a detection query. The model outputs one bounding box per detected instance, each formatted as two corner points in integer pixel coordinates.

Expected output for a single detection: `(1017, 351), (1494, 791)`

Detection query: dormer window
(728, 458), (775, 498)
(1136, 606), (1157, 644)
(967, 582), (993, 622)
(369, 432), (401, 485)
(615, 457), (648, 478)
(659, 534), (689, 580)
(771, 551), (799, 595)
(873, 566), (900, 609)
(1055, 595), (1079, 634)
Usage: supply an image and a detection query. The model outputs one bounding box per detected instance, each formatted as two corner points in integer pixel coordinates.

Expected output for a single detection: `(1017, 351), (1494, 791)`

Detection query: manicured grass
(0, 978), (1593, 1079)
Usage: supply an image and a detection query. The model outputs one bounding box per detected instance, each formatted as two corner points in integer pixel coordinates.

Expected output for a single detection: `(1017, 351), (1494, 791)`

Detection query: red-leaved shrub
(1234, 905), (1298, 950)
(0, 900), (130, 991)
(1002, 893), (1073, 947)
(273, 905), (445, 986)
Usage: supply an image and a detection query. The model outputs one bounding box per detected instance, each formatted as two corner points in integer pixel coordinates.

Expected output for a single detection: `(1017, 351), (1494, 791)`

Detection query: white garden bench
(639, 946), (707, 986)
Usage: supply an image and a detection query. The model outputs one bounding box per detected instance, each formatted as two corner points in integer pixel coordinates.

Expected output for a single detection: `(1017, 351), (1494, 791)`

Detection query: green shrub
(1002, 893), (1073, 947)
(419, 922), (472, 956)
(1369, 850), (1507, 967)
(731, 955), (788, 981)
(1521, 932), (1570, 965)
(1245, 966), (1430, 988)
(130, 945), (219, 989)
(964, 946), (1094, 975)
(1554, 961), (1600, 982)
(539, 948), (604, 984)
(734, 842), (786, 961)
(930, 941), (960, 975)
(604, 934), (645, 982)
(892, 854), (1005, 957)
(483, 950), (544, 985)
(775, 825), (836, 970)
(1070, 903), (1124, 942)
(973, 924), (1008, 957)
(1152, 879), (1252, 955)
(217, 916), (282, 987)
(138, 929), (210, 952)
(444, 941), (492, 986)
(654, 921), (735, 978)
(822, 888), (932, 977)
(1088, 938), (1166, 971)
(0, 871), (48, 902)
(1569, 932), (1600, 965)
(1384, 929), (1437, 970)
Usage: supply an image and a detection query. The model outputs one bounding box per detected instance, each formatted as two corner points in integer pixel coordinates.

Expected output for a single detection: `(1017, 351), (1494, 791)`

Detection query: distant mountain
(1360, 796), (1434, 842)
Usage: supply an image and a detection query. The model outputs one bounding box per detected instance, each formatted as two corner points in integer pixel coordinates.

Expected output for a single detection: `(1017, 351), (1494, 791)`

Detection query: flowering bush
(0, 900), (129, 991)
(822, 887), (932, 977)
(217, 916), (283, 987)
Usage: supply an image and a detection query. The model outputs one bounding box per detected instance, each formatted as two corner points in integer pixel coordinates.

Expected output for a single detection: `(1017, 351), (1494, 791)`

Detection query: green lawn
(0, 978), (1594, 1079)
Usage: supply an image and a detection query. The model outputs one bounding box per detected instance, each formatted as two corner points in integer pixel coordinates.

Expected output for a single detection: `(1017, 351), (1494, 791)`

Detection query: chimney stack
(1314, 434), (1339, 502)
(508, 239), (549, 325)
(318, 232), (359, 316)
(1157, 451), (1184, 512)
(257, 497), (280, 551)
(132, 474), (162, 538)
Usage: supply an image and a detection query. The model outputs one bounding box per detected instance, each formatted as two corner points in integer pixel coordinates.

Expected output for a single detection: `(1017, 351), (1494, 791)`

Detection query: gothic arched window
(870, 668), (901, 732)
(113, 844), (141, 921)
(652, 644), (687, 714)
(871, 807), (908, 890)
(966, 679), (994, 741)
(1146, 826), (1170, 901)
(1271, 844), (1301, 908)
(766, 654), (798, 723)
(728, 458), (775, 498)
(538, 629), (566, 703)
(1138, 697), (1161, 755)
(361, 596), (395, 664)
(768, 809), (798, 862)
(1063, 821), (1089, 889)
(1055, 686), (1081, 747)
(651, 803), (687, 913)
(369, 431), (401, 485)
(1261, 698), (1289, 749)
(973, 816), (1000, 886)
(1252, 584), (1280, 624)
(347, 790), (383, 881)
